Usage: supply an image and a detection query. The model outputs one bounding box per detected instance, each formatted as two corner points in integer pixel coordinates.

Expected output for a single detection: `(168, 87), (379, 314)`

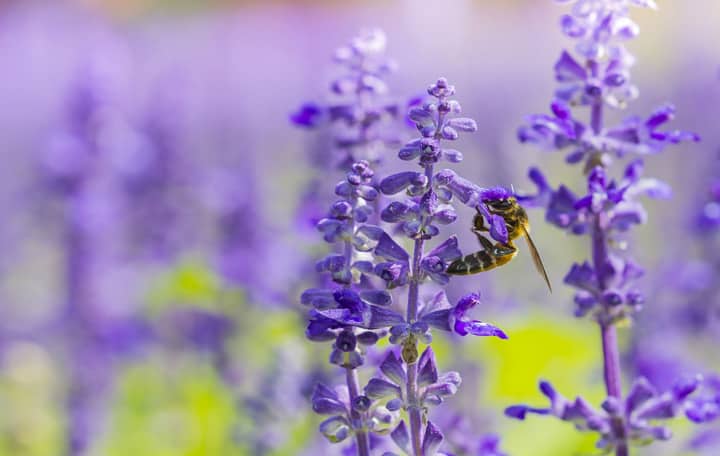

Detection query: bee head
(485, 196), (517, 212)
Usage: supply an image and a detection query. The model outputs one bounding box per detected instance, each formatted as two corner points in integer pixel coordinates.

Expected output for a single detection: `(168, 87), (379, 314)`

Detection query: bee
(446, 196), (552, 292)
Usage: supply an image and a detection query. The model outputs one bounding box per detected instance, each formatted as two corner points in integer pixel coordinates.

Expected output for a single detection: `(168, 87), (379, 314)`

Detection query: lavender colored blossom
(510, 1), (703, 455)
(38, 71), (156, 455)
(300, 76), (511, 456)
(290, 28), (402, 170)
(371, 78), (507, 456)
(507, 376), (704, 450)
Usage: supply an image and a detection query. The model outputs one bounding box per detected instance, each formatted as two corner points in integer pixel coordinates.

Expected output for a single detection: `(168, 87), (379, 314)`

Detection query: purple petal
(306, 313), (341, 341)
(554, 50), (587, 82)
(441, 126), (459, 140)
(290, 102), (323, 127)
(455, 320), (508, 338)
(627, 178), (672, 200)
(645, 104), (675, 130)
(399, 139), (423, 161)
(435, 169), (481, 205)
(624, 159), (644, 182)
(421, 421), (444, 456)
(380, 351), (407, 385)
(418, 346), (439, 386)
(423, 291), (452, 314)
(368, 305), (406, 329)
(454, 292), (480, 318)
(505, 405), (529, 420)
(446, 117), (477, 132)
(391, 421), (410, 453)
(380, 171), (424, 195)
(609, 202), (645, 231)
(426, 235), (462, 263)
(375, 233), (410, 262)
(673, 375), (702, 401)
(360, 290), (392, 306)
(442, 149), (463, 163)
(365, 378), (402, 399)
(489, 214), (509, 244)
(560, 14), (586, 38)
(551, 100), (572, 120)
(408, 107), (434, 123)
(301, 288), (334, 308)
(381, 201), (417, 223)
(626, 377), (657, 413)
(319, 416), (351, 443)
(564, 261), (597, 292)
(421, 309), (452, 332)
(312, 384), (347, 415)
(528, 167), (551, 192)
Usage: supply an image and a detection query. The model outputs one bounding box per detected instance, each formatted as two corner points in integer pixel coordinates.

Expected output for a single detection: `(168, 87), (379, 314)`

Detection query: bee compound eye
(488, 198), (512, 210)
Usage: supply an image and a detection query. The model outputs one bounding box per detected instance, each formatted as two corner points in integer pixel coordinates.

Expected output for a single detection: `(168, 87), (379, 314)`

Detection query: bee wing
(521, 225), (552, 293)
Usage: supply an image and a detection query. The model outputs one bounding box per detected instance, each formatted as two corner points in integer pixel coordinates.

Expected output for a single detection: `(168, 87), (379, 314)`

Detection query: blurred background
(1, 0), (719, 455)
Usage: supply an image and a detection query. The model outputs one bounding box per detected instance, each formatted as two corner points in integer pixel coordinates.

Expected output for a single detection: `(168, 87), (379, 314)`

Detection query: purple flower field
(1, 1), (719, 455)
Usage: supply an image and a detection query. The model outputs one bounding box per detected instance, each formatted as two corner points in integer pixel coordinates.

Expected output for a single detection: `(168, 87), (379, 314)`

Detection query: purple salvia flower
(39, 70), (155, 455)
(302, 159), (403, 455)
(511, 2), (702, 455)
(290, 28), (401, 170)
(370, 78), (508, 456)
(303, 76), (512, 455)
(507, 376), (705, 450)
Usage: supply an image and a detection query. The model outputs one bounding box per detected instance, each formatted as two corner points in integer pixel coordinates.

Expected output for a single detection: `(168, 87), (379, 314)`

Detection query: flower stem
(590, 97), (628, 456)
(407, 362), (422, 455)
(65, 191), (89, 456)
(600, 323), (623, 399)
(601, 323), (628, 456)
(345, 366), (370, 456)
(593, 211), (629, 456)
(406, 237), (425, 456)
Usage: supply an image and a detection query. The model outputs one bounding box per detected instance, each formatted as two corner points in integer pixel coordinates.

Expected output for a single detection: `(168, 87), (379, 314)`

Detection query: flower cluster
(517, 0), (698, 325)
(519, 0), (698, 170)
(303, 161), (393, 370)
(509, 1), (703, 454)
(507, 376), (707, 451)
(290, 29), (401, 170)
(301, 76), (510, 455)
(526, 161), (671, 323)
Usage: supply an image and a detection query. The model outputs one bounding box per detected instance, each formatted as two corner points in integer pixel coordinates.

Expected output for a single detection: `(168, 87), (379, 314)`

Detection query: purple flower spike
(510, 1), (703, 451)
(300, 70), (515, 454)
(452, 293), (508, 339)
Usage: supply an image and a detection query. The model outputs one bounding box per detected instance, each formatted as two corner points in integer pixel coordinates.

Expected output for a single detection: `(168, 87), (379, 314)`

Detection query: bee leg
(472, 211), (488, 232)
(473, 230), (517, 266)
(472, 230), (494, 251)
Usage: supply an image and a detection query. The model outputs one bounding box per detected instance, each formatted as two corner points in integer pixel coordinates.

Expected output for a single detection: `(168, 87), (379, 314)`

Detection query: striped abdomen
(446, 242), (518, 275)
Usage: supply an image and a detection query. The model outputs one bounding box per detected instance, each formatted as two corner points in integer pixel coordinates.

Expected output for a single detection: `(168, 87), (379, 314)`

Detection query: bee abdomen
(446, 251), (497, 275)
